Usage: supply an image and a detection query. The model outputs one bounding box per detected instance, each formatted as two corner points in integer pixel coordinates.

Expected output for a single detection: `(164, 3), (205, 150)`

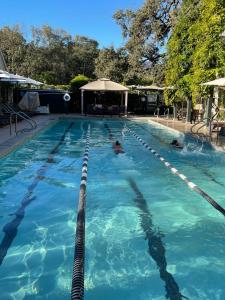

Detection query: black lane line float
(128, 178), (187, 300)
(126, 125), (225, 217)
(71, 124), (90, 300)
(0, 122), (74, 265)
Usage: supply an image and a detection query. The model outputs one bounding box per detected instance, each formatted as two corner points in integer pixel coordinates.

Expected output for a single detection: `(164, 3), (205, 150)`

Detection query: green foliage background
(165, 0), (225, 105)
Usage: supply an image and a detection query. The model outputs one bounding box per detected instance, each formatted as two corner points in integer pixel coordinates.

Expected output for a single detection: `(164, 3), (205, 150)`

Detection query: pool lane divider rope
(0, 122), (75, 266)
(71, 124), (91, 300)
(126, 126), (225, 217)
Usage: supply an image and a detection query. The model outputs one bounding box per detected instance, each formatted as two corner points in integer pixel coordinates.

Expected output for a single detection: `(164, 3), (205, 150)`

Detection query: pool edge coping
(0, 117), (59, 158)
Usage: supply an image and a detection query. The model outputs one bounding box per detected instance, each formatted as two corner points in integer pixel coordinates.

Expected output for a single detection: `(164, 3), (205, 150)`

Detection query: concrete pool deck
(1, 114), (225, 157)
(0, 114), (61, 157)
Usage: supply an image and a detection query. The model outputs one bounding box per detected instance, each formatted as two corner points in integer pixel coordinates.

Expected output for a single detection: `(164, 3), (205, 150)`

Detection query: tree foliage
(69, 74), (89, 93)
(94, 46), (129, 82)
(0, 26), (27, 74)
(0, 25), (99, 85)
(165, 0), (225, 104)
(113, 0), (181, 82)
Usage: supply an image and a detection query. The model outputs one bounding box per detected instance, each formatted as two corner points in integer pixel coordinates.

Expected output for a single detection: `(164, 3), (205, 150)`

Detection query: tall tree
(0, 26), (27, 74)
(165, 0), (225, 104)
(71, 35), (99, 78)
(94, 46), (128, 82)
(114, 0), (181, 81)
(31, 25), (73, 84)
(0, 25), (100, 85)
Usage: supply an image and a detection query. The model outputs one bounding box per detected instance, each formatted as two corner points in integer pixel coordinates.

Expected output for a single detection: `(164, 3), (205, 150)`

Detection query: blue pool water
(0, 118), (225, 300)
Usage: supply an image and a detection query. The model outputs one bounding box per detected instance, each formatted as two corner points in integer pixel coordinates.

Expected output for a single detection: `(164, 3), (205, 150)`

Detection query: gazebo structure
(129, 84), (164, 114)
(80, 78), (129, 116)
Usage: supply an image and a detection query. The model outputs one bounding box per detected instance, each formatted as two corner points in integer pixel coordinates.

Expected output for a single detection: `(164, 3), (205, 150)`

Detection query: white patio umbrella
(0, 71), (43, 85)
(200, 78), (225, 87)
(18, 77), (44, 86)
(135, 85), (164, 91)
(0, 71), (26, 82)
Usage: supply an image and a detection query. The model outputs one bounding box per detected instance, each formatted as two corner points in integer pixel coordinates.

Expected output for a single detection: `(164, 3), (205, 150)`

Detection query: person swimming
(170, 139), (183, 149)
(113, 141), (124, 154)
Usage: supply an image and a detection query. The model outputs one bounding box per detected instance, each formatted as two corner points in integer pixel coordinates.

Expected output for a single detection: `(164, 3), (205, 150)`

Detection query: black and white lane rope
(126, 126), (225, 217)
(71, 125), (91, 300)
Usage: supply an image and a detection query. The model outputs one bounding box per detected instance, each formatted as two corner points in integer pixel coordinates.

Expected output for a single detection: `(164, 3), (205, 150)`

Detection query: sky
(0, 0), (144, 48)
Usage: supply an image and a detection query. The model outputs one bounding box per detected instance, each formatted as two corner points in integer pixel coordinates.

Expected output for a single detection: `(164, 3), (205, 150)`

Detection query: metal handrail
(3, 103), (37, 126)
(211, 119), (225, 143)
(191, 117), (212, 139)
(154, 107), (160, 117)
(9, 113), (18, 136)
(164, 107), (170, 119)
(2, 103), (37, 134)
(212, 103), (220, 120)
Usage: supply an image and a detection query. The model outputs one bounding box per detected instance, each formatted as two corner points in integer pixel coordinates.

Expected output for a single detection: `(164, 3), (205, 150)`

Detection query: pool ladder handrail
(163, 107), (170, 119)
(154, 107), (160, 117)
(2, 103), (37, 135)
(191, 117), (212, 140)
(191, 103), (221, 142)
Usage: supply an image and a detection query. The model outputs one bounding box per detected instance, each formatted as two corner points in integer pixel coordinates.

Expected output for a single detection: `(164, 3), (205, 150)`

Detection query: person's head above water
(171, 139), (183, 149)
(115, 141), (120, 146)
(171, 139), (178, 145)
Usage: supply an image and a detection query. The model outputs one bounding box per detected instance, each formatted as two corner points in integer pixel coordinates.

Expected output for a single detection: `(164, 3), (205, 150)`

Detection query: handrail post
(10, 114), (12, 136)
(15, 114), (17, 134)
(208, 119), (211, 140)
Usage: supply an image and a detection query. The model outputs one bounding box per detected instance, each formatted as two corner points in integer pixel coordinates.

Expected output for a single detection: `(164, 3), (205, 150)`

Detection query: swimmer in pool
(170, 139), (183, 149)
(113, 141), (124, 154)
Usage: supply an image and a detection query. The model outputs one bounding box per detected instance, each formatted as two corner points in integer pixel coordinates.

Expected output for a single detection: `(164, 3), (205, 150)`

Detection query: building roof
(80, 78), (129, 91)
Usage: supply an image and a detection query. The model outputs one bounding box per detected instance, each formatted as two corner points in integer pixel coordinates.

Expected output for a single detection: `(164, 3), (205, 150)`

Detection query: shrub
(69, 74), (89, 93)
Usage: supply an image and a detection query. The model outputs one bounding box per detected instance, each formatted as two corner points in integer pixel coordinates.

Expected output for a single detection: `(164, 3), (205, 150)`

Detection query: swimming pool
(0, 118), (224, 300)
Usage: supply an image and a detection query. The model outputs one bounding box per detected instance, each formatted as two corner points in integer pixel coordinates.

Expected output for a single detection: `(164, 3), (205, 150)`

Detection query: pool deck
(132, 116), (193, 133)
(1, 114), (225, 156)
(0, 114), (61, 157)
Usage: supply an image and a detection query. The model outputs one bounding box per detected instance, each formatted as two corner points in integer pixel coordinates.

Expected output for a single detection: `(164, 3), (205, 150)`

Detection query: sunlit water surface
(0, 118), (224, 300)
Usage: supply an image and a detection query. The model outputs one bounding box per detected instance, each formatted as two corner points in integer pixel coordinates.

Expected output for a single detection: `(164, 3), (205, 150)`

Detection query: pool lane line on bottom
(104, 123), (184, 298)
(0, 122), (74, 266)
(125, 125), (225, 217)
(128, 178), (187, 300)
(71, 124), (90, 300)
